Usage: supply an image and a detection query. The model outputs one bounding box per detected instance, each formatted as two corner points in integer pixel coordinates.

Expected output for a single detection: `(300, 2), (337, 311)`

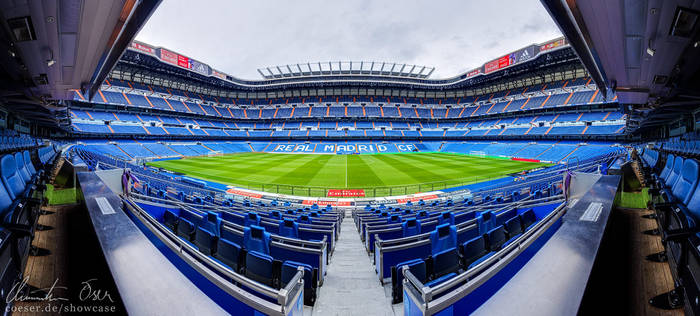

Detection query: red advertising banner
(497, 55), (511, 68)
(131, 42), (154, 54)
(540, 38), (566, 52)
(511, 157), (541, 163)
(466, 68), (481, 78)
(212, 70), (227, 80)
(484, 55), (512, 74)
(396, 194), (439, 204)
(327, 189), (365, 197)
(302, 200), (353, 206)
(225, 188), (263, 199)
(177, 54), (190, 68)
(159, 49), (178, 65)
(484, 59), (500, 74)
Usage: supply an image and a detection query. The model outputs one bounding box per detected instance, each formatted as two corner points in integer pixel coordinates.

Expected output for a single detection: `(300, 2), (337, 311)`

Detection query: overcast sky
(135, 0), (562, 80)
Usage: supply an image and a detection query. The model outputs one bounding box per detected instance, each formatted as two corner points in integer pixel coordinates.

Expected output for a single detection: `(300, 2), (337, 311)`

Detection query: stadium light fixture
(45, 47), (55, 67)
(646, 47), (655, 56)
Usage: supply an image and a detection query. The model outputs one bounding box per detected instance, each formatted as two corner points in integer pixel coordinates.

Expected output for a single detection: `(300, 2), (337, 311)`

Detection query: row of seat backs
(0, 147), (49, 311)
(1, 151), (38, 212)
(166, 211), (318, 305)
(389, 210), (537, 304)
(0, 135), (35, 151)
(238, 211), (317, 236)
(660, 154), (700, 205)
(397, 207), (524, 241)
(208, 209), (334, 250)
(463, 210), (536, 267)
(384, 212), (452, 225)
(37, 146), (57, 164)
(168, 208), (273, 256)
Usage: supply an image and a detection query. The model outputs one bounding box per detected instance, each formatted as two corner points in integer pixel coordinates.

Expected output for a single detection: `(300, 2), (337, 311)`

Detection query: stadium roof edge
(256, 62), (436, 80)
(124, 37), (572, 88)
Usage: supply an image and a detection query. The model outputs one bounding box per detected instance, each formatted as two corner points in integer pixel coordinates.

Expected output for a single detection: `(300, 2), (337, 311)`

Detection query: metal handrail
(402, 202), (567, 311)
(122, 198), (305, 314)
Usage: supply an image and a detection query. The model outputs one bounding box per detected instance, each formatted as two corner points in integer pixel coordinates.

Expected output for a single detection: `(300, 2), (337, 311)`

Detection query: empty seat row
(163, 209), (319, 305)
(0, 146), (55, 312)
(640, 147), (700, 310)
(389, 209), (536, 303)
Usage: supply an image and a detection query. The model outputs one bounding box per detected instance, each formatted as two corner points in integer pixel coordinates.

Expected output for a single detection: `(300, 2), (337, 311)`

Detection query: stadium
(0, 0), (698, 315)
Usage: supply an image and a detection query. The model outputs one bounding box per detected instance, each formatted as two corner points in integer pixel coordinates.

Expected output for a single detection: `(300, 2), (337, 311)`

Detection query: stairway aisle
(309, 210), (397, 315)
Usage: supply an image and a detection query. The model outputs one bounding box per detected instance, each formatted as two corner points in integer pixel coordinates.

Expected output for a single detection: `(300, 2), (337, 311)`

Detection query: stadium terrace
(0, 1), (698, 315)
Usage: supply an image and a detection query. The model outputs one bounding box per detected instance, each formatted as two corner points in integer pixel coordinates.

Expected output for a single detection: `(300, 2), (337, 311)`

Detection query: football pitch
(147, 152), (551, 197)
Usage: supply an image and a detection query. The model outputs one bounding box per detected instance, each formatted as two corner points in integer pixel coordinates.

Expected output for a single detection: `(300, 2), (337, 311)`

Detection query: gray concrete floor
(306, 210), (402, 316)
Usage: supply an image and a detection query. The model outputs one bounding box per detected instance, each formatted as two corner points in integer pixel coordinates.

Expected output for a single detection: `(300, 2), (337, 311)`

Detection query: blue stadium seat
(176, 218), (196, 241)
(297, 214), (312, 224)
(505, 216), (524, 240)
(391, 258), (427, 303)
(0, 178), (19, 222)
(244, 251), (275, 287)
(269, 210), (282, 220)
(244, 212), (260, 227)
(496, 208), (517, 226)
(387, 215), (402, 224)
(213, 238), (242, 272)
(432, 246), (460, 278)
(438, 212), (455, 225)
(278, 219), (299, 238)
(658, 155), (674, 181)
(281, 260), (316, 305)
(201, 212), (221, 236)
(194, 227), (217, 255)
(163, 210), (178, 231)
(430, 224), (460, 278)
(486, 226), (507, 251)
(430, 224), (457, 255)
(402, 219), (421, 237)
(477, 211), (495, 234)
(670, 159), (700, 205)
(22, 151), (37, 178)
(1, 155), (28, 200)
(665, 156), (684, 188)
(511, 191), (521, 201)
(461, 236), (491, 269)
(243, 225), (270, 255)
(521, 209), (537, 230)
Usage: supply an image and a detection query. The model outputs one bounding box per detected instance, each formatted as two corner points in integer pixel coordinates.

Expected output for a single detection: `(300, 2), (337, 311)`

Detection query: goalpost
(469, 150), (486, 157)
(207, 151), (224, 157)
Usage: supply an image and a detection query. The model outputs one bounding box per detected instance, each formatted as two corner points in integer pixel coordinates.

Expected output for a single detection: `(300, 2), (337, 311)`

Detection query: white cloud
(135, 0), (562, 80)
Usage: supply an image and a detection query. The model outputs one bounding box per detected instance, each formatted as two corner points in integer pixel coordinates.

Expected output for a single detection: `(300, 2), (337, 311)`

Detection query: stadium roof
(542, 0), (700, 134)
(257, 62), (435, 80)
(119, 37), (574, 92)
(0, 0), (161, 127)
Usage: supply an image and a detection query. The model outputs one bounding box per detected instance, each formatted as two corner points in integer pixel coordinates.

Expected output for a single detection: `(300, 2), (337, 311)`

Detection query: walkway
(309, 210), (400, 315)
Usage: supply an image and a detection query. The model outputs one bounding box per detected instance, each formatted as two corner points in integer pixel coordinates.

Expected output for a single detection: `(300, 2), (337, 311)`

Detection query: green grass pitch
(147, 152), (551, 197)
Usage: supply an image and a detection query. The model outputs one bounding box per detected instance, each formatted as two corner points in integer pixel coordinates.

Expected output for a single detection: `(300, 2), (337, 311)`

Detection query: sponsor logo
(396, 194), (439, 203)
(302, 200), (353, 206)
(131, 42), (154, 54)
(327, 189), (365, 197)
(225, 189), (263, 199)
